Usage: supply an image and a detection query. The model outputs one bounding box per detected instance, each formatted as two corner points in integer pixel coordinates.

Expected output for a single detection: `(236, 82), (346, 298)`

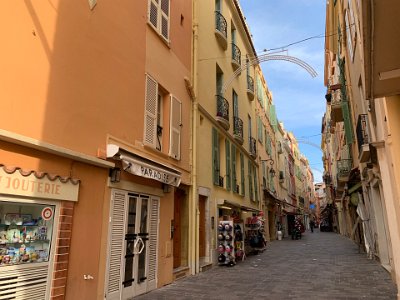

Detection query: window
(216, 66), (224, 95)
(215, 0), (221, 11)
(148, 0), (170, 42)
(144, 74), (182, 159)
(232, 90), (238, 119)
(0, 201), (55, 267)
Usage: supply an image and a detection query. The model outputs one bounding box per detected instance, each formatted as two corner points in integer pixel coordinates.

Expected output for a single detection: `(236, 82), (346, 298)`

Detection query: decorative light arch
(221, 54), (318, 95)
(296, 139), (322, 151)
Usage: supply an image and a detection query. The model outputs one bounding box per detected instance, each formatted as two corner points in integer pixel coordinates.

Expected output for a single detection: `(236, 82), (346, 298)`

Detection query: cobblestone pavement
(135, 230), (398, 300)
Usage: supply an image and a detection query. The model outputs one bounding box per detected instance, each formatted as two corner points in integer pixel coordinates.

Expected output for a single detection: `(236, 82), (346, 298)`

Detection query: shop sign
(122, 160), (181, 187)
(0, 168), (79, 201)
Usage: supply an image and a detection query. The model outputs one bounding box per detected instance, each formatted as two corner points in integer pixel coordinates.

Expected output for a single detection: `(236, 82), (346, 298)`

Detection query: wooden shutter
(106, 190), (127, 299)
(148, 0), (159, 29)
(231, 144), (236, 192)
(160, 0), (170, 41)
(342, 101), (354, 144)
(248, 159), (253, 201)
(147, 197), (159, 290)
(144, 75), (158, 148)
(212, 127), (220, 185)
(225, 139), (231, 191)
(240, 152), (245, 196)
(169, 95), (181, 160)
(254, 164), (258, 202)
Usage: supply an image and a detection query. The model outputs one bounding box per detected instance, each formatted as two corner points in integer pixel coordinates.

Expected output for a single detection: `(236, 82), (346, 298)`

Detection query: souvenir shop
(217, 201), (267, 267)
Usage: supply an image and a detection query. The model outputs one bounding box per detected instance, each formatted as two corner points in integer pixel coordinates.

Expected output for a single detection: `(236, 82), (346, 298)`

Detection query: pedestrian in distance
(309, 219), (315, 233)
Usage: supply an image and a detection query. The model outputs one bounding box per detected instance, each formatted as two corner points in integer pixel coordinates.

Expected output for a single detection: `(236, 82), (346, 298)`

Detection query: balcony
(356, 114), (371, 163)
(233, 116), (244, 145)
(231, 43), (241, 70)
(215, 11), (227, 50)
(337, 158), (352, 182)
(249, 137), (257, 159)
(216, 95), (230, 130)
(246, 75), (254, 100)
(330, 89), (343, 124)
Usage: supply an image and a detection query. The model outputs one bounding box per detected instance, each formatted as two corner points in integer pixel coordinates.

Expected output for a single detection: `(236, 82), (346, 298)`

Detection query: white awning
(107, 144), (181, 187)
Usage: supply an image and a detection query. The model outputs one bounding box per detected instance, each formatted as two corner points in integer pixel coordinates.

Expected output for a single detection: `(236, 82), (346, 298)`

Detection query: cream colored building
(323, 0), (400, 296)
(192, 0), (259, 269)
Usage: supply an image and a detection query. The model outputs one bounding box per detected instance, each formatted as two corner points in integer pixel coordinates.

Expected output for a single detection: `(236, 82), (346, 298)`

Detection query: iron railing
(356, 114), (370, 153)
(216, 95), (229, 123)
(247, 75), (254, 94)
(233, 116), (243, 141)
(231, 43), (241, 66)
(215, 11), (227, 38)
(249, 137), (257, 158)
(337, 158), (352, 178)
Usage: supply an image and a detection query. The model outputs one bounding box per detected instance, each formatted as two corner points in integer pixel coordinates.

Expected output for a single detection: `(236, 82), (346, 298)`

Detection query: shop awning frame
(107, 144), (181, 187)
(217, 199), (260, 212)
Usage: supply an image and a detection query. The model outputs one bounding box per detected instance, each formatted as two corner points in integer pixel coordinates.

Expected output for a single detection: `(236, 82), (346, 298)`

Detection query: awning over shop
(217, 199), (260, 212)
(107, 144), (181, 187)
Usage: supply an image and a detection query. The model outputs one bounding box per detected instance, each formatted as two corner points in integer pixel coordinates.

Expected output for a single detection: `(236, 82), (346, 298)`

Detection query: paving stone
(135, 230), (398, 299)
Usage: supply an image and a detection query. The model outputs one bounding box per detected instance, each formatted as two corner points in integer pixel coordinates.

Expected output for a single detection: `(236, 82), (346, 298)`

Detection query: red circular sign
(42, 207), (53, 221)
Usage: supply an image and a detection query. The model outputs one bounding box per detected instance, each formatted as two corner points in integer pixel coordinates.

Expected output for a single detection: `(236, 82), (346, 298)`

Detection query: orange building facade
(0, 1), (192, 299)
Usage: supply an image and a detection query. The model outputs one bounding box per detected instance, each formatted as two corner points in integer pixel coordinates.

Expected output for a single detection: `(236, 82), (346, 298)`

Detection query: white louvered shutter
(144, 75), (158, 148)
(148, 0), (159, 29)
(147, 197), (159, 291)
(160, 0), (170, 41)
(106, 191), (127, 300)
(169, 95), (182, 160)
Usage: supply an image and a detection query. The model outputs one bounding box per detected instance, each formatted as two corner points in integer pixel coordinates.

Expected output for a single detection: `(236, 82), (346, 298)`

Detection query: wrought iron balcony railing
(337, 158), (352, 180)
(356, 114), (371, 162)
(247, 75), (254, 100)
(215, 11), (227, 49)
(249, 137), (257, 158)
(233, 116), (244, 145)
(231, 43), (241, 69)
(216, 95), (230, 130)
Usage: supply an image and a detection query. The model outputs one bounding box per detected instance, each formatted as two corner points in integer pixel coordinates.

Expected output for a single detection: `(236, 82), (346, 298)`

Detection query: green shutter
(342, 101), (354, 144)
(248, 159), (253, 201)
(212, 127), (220, 185)
(240, 152), (245, 196)
(254, 164), (258, 202)
(225, 139), (231, 191)
(270, 105), (277, 132)
(231, 144), (237, 193)
(264, 127), (268, 153)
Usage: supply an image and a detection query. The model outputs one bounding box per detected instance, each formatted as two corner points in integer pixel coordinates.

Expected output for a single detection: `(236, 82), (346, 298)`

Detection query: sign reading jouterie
(0, 167), (80, 201)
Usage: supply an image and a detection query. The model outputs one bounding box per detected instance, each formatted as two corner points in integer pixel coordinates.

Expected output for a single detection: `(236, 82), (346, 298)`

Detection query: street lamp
(261, 158), (276, 177)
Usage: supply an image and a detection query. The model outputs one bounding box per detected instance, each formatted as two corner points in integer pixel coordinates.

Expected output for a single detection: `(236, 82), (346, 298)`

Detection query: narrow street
(136, 230), (398, 300)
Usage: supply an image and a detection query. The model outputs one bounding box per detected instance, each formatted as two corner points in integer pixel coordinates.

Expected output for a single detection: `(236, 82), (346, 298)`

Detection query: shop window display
(0, 201), (55, 266)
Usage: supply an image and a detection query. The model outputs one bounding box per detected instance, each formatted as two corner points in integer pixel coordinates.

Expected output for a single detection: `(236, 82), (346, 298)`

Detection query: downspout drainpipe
(190, 0), (199, 275)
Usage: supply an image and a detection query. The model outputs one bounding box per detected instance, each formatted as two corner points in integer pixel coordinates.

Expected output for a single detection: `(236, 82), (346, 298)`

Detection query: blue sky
(239, 0), (326, 182)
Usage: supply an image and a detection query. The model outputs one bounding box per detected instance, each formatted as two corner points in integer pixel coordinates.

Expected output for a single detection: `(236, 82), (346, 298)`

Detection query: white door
(106, 191), (159, 300)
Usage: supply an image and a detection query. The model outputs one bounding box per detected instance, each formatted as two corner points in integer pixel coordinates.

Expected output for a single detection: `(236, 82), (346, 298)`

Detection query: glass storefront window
(0, 201), (55, 267)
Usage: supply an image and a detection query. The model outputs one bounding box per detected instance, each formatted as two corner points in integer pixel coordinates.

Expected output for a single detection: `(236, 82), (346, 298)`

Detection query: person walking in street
(309, 219), (315, 233)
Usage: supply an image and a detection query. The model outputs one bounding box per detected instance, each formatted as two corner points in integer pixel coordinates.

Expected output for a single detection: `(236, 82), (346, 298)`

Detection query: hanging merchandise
(244, 213), (267, 254)
(217, 221), (236, 267)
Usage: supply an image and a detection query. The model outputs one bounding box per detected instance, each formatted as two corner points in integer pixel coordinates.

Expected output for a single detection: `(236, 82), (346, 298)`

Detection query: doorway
(198, 195), (207, 259)
(106, 191), (159, 300)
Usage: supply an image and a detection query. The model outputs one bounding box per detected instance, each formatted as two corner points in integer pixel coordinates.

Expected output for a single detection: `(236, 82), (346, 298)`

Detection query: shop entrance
(107, 191), (159, 300)
(198, 195), (207, 258)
